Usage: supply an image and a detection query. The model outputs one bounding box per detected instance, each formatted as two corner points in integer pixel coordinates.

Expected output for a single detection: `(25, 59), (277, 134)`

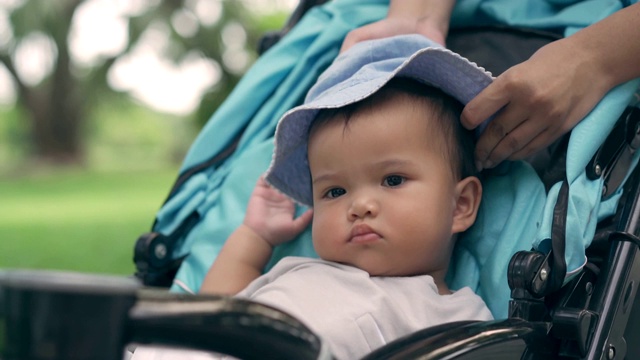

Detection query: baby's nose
(348, 196), (379, 220)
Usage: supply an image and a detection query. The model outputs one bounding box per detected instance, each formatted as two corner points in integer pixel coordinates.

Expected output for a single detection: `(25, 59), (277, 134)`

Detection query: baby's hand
(243, 177), (313, 247)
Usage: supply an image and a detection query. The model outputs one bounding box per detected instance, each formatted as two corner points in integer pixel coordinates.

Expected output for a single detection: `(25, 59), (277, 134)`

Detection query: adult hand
(243, 177), (313, 247)
(461, 37), (610, 170)
(463, 2), (640, 170)
(341, 17), (447, 53)
(340, 0), (455, 53)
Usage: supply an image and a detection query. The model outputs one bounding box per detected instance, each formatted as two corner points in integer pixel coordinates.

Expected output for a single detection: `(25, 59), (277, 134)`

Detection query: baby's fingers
(292, 209), (314, 233)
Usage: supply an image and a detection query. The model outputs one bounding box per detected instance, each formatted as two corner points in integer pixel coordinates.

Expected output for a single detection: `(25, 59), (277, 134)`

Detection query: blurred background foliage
(0, 0), (294, 274)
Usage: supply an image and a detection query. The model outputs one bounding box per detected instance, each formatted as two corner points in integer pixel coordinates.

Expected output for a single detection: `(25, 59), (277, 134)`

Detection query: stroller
(2, 0), (640, 359)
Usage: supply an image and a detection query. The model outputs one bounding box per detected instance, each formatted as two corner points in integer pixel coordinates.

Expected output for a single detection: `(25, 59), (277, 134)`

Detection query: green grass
(0, 167), (179, 275)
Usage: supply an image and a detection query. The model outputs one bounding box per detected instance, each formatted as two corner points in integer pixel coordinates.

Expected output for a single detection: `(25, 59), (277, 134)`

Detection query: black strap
(548, 180), (570, 294)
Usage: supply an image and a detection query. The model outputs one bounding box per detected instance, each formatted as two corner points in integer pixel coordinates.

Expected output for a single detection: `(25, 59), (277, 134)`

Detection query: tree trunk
(21, 0), (86, 166)
(22, 59), (85, 165)
(25, 83), (85, 165)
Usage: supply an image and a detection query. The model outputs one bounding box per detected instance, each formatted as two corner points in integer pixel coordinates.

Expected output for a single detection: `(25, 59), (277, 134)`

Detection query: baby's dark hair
(311, 77), (477, 180)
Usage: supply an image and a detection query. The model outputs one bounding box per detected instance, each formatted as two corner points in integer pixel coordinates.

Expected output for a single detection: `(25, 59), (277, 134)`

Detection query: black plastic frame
(583, 162), (640, 359)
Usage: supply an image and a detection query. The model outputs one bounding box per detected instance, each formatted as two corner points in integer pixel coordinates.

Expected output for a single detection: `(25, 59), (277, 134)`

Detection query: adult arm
(462, 3), (640, 170)
(340, 0), (456, 52)
(200, 177), (313, 295)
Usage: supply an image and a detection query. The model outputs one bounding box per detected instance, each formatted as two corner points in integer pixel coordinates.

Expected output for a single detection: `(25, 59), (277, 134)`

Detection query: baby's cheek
(311, 218), (336, 255)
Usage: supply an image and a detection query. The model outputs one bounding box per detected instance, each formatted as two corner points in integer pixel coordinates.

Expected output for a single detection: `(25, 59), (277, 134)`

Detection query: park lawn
(0, 167), (179, 275)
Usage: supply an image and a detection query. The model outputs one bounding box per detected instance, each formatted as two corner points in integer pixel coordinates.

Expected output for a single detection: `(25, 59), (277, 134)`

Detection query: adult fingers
(473, 101), (529, 168)
(481, 114), (550, 168)
(461, 80), (510, 131)
(340, 23), (382, 53)
(506, 101), (591, 161)
(507, 127), (563, 161)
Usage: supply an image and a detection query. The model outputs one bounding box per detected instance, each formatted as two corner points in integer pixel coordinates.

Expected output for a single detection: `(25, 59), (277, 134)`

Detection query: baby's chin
(358, 263), (446, 280)
(332, 259), (413, 277)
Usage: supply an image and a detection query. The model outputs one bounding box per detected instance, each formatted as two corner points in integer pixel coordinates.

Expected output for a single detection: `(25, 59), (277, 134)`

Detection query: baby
(132, 34), (495, 360)
(200, 35), (494, 359)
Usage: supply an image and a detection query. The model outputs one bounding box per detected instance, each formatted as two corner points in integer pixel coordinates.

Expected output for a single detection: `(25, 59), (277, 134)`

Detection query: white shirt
(237, 257), (493, 359)
(131, 257), (493, 360)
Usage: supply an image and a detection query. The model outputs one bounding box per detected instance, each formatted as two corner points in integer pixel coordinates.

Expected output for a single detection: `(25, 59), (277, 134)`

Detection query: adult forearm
(200, 225), (273, 295)
(573, 2), (640, 90)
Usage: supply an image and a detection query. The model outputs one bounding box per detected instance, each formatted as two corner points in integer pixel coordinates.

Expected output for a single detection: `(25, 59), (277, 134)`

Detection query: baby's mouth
(349, 223), (381, 244)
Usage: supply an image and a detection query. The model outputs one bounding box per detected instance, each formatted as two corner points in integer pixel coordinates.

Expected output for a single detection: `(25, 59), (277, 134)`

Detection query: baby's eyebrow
(371, 158), (414, 169)
(312, 172), (338, 185)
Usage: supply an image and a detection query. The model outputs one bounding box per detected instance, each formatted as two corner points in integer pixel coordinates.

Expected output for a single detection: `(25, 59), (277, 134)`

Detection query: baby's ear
(451, 176), (482, 234)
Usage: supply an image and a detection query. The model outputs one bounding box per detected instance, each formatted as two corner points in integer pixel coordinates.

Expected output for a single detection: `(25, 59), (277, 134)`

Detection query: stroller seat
(129, 0), (640, 358)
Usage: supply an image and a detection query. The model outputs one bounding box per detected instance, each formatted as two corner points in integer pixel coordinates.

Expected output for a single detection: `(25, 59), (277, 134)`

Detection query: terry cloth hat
(265, 34), (494, 207)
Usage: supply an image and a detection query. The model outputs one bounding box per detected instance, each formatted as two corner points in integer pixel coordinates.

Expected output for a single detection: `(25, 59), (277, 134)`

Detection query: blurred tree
(0, 0), (279, 165)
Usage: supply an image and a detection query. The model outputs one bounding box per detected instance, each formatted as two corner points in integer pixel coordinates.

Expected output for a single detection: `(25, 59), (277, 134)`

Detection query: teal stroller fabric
(158, 0), (389, 293)
(155, 0), (640, 320)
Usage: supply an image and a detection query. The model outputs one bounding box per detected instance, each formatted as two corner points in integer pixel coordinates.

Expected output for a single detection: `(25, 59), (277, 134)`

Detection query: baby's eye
(383, 175), (405, 187)
(324, 187), (346, 199)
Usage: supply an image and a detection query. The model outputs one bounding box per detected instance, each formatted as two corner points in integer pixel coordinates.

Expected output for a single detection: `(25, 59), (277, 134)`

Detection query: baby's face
(308, 97), (461, 282)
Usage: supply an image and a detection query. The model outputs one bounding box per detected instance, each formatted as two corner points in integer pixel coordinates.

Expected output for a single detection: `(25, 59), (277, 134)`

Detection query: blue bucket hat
(265, 34), (494, 207)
